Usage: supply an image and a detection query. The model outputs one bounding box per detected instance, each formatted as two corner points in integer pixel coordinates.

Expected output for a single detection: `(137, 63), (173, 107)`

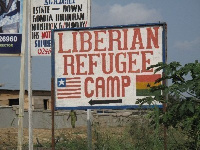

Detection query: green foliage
(55, 138), (87, 150)
(92, 123), (134, 150)
(136, 61), (200, 149)
(92, 112), (188, 150)
(92, 119), (164, 150)
(127, 112), (163, 150)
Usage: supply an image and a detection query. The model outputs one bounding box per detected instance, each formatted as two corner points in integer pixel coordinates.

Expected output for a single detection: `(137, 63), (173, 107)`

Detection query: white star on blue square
(57, 78), (66, 87)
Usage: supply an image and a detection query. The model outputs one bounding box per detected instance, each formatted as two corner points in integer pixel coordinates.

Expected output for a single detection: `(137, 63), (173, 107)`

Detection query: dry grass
(0, 126), (126, 149)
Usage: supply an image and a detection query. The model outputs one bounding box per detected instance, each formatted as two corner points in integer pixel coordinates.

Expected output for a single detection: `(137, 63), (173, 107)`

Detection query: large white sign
(31, 0), (90, 56)
(52, 24), (166, 109)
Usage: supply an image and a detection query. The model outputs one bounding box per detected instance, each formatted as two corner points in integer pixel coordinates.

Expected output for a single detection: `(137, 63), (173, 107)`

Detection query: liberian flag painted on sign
(136, 74), (161, 96)
(57, 77), (82, 99)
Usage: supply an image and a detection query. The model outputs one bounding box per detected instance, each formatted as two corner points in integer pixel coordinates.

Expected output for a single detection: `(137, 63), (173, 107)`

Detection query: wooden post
(163, 23), (168, 150)
(51, 78), (55, 150)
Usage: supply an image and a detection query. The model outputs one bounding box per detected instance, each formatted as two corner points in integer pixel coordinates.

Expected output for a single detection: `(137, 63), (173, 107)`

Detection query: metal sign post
(17, 0), (29, 149)
(87, 1), (92, 148)
(27, 0), (33, 149)
(28, 55), (33, 150)
(87, 109), (92, 150)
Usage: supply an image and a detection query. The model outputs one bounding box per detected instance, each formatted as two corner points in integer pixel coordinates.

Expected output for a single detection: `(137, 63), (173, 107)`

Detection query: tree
(136, 61), (200, 149)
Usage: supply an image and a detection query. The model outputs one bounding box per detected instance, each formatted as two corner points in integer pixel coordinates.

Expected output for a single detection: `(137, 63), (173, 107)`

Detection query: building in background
(0, 89), (51, 110)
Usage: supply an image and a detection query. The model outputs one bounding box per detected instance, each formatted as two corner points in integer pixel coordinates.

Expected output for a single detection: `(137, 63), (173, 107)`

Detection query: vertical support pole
(28, 53), (33, 149)
(163, 83), (168, 150)
(87, 109), (92, 150)
(27, 0), (33, 149)
(87, 0), (92, 149)
(163, 102), (167, 150)
(163, 23), (168, 150)
(17, 0), (28, 149)
(51, 78), (55, 150)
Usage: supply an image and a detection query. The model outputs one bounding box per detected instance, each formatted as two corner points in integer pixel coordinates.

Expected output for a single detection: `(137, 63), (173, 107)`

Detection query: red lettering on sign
(84, 76), (131, 98)
(122, 29), (128, 50)
(63, 55), (75, 75)
(88, 54), (100, 75)
(58, 27), (160, 53)
(141, 51), (153, 73)
(146, 27), (159, 49)
(116, 53), (126, 73)
(127, 52), (140, 73)
(94, 30), (106, 51)
(102, 53), (114, 74)
(96, 77), (105, 97)
(121, 76), (130, 97)
(41, 31), (51, 39)
(80, 31), (92, 52)
(37, 48), (51, 55)
(72, 32), (78, 53)
(58, 33), (71, 53)
(107, 76), (120, 97)
(85, 77), (94, 98)
(76, 54), (87, 75)
(108, 30), (123, 51)
(130, 28), (144, 50)
(61, 50), (157, 75)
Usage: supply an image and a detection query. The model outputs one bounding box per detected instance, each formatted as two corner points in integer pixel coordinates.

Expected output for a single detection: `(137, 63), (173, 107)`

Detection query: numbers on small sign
(38, 48), (51, 55)
(0, 36), (18, 42)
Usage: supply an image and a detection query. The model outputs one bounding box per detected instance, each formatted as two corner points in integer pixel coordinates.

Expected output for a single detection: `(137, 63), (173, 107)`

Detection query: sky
(0, 0), (200, 90)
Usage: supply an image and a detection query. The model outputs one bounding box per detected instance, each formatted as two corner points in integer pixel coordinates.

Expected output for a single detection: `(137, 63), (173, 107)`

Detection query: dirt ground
(0, 127), (88, 149)
(0, 126), (126, 150)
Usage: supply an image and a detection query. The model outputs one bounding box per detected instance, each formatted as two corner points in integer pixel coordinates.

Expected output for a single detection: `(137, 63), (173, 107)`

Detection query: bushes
(26, 110), (192, 149)
(136, 61), (200, 149)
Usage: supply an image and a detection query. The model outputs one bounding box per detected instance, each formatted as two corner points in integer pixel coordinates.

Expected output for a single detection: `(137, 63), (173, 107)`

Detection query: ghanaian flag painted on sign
(136, 74), (161, 96)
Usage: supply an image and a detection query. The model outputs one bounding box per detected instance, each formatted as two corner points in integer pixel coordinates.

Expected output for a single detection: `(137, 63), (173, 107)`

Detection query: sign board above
(0, 0), (22, 55)
(52, 23), (167, 110)
(0, 34), (22, 54)
(31, 0), (91, 56)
